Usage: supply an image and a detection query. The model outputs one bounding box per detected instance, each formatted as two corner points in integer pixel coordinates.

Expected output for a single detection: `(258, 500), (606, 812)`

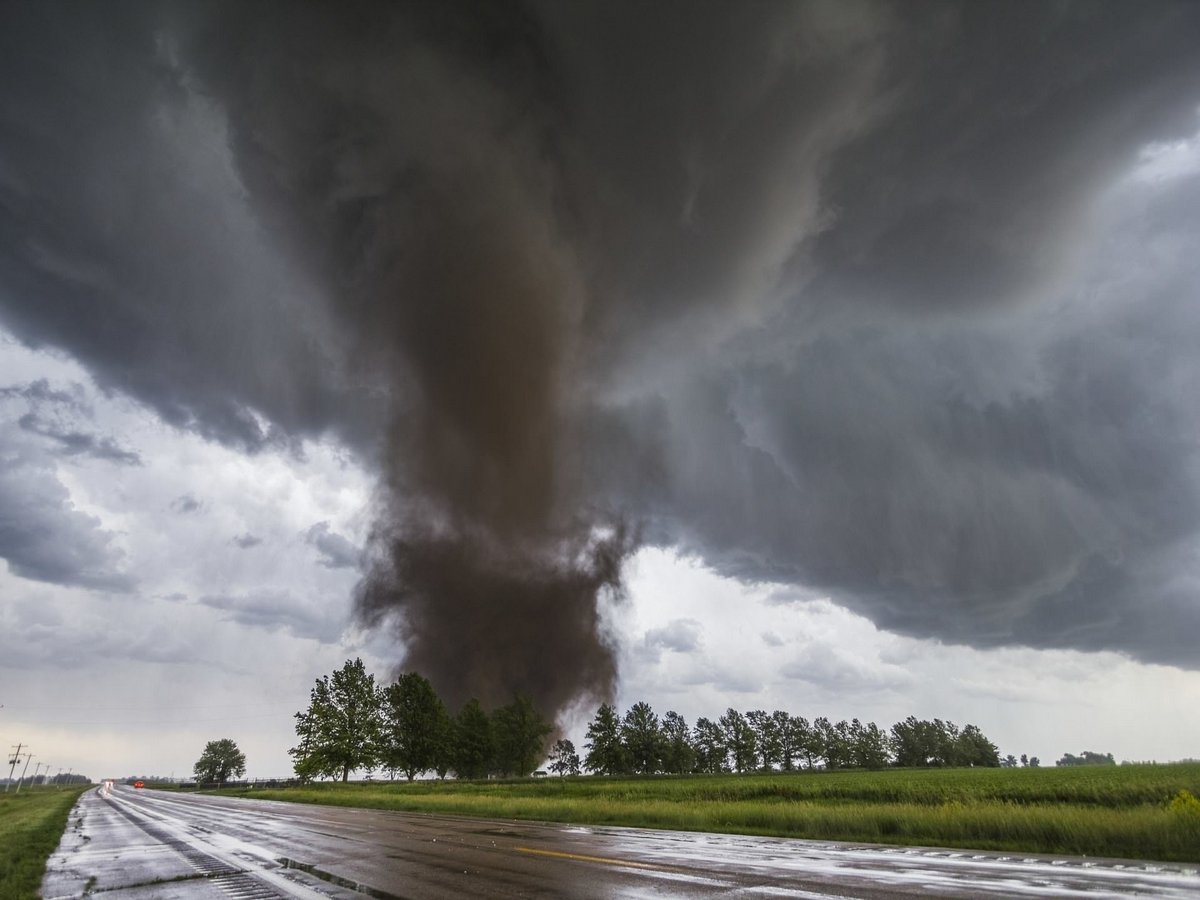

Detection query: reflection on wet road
(43, 785), (1200, 898)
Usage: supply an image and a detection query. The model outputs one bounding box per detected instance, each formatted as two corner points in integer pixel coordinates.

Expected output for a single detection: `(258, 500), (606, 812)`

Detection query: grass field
(0, 785), (89, 900)
(228, 764), (1200, 862)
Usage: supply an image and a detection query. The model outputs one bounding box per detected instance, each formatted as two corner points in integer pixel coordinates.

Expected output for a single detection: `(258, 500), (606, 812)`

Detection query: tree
(453, 698), (494, 779)
(957, 724), (1000, 767)
(719, 708), (757, 774)
(692, 717), (729, 773)
(772, 711), (798, 771)
(491, 694), (551, 777)
(1056, 751), (1116, 767)
(584, 704), (628, 775)
(660, 711), (696, 775)
(1003, 755), (1019, 768)
(746, 710), (780, 771)
(621, 702), (663, 775)
(381, 672), (450, 781)
(290, 658), (382, 782)
(848, 720), (891, 769)
(1029, 756), (1041, 768)
(891, 716), (949, 767)
(788, 716), (820, 770)
(1019, 754), (1028, 767)
(193, 739), (245, 786)
(548, 739), (581, 776)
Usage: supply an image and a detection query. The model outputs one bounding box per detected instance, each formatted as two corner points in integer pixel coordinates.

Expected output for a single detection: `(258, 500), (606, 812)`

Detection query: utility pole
(16, 753), (34, 793)
(6, 743), (22, 793)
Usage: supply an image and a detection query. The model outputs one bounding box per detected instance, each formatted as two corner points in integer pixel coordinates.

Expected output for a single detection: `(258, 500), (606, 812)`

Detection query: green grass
(225, 764), (1200, 862)
(0, 785), (90, 900)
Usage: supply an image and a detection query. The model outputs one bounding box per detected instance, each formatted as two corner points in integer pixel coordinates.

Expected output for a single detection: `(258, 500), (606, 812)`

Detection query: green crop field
(0, 786), (89, 900)
(228, 764), (1200, 862)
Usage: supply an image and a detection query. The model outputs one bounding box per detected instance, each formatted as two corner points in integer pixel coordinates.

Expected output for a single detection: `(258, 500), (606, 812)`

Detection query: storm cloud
(3, 0), (1200, 720)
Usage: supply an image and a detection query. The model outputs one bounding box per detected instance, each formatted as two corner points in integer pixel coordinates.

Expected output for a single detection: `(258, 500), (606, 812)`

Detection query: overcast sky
(3, 0), (1200, 779)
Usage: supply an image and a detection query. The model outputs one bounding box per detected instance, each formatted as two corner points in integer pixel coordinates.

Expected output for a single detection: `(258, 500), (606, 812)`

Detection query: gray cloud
(780, 642), (913, 693)
(197, 591), (345, 644)
(304, 522), (359, 570)
(170, 494), (202, 515)
(1, 0), (1200, 712)
(19, 412), (142, 465)
(644, 619), (703, 655)
(2, 379), (141, 464)
(230, 533), (262, 550)
(0, 438), (134, 591)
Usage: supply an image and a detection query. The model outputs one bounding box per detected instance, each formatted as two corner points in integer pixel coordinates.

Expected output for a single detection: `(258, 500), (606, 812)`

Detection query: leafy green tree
(815, 717), (851, 770)
(1056, 750), (1115, 767)
(291, 658), (382, 782)
(772, 711), (797, 771)
(848, 719), (891, 769)
(548, 739), (581, 776)
(692, 717), (729, 773)
(289, 711), (321, 782)
(381, 672), (450, 781)
(453, 698), (494, 779)
(788, 715), (820, 770)
(660, 711), (696, 775)
(956, 724), (1000, 767)
(890, 716), (941, 767)
(491, 694), (552, 777)
(1028, 756), (1041, 767)
(193, 738), (245, 786)
(621, 702), (664, 774)
(719, 708), (757, 774)
(584, 703), (628, 775)
(746, 709), (780, 771)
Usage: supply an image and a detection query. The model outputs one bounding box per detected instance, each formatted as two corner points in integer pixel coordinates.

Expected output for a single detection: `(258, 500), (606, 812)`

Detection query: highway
(42, 784), (1200, 899)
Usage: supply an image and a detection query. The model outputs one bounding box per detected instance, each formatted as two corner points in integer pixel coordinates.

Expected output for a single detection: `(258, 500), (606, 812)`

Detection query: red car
(133, 780), (145, 789)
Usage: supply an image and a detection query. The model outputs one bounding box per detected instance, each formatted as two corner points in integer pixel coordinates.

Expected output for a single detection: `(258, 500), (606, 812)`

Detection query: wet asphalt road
(42, 785), (1200, 899)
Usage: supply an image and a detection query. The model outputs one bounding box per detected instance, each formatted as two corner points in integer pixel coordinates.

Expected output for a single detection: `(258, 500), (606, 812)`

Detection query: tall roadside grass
(229, 764), (1200, 862)
(0, 785), (89, 900)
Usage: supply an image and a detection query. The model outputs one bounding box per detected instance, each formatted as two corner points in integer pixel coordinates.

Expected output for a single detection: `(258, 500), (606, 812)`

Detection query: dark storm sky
(3, 1), (1200, 715)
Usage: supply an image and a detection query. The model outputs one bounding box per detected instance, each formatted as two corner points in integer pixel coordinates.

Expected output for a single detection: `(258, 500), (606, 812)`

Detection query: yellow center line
(514, 846), (663, 870)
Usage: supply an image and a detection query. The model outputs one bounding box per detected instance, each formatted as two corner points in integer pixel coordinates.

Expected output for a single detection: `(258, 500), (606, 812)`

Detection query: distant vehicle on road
(133, 780), (145, 789)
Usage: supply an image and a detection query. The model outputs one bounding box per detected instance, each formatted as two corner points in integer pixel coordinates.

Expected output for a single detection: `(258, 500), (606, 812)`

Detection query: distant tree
(660, 711), (696, 775)
(1019, 754), (1028, 767)
(814, 717), (851, 770)
(1003, 755), (1019, 768)
(719, 708), (757, 774)
(548, 739), (581, 777)
(746, 710), (780, 771)
(492, 694), (552, 777)
(957, 724), (1001, 767)
(453, 698), (494, 779)
(193, 739), (246, 786)
(891, 717), (955, 767)
(291, 658), (382, 782)
(584, 704), (628, 775)
(848, 720), (891, 769)
(1028, 756), (1040, 768)
(381, 672), (450, 781)
(789, 716), (820, 770)
(621, 702), (664, 775)
(1056, 751), (1116, 767)
(772, 711), (798, 771)
(692, 717), (729, 773)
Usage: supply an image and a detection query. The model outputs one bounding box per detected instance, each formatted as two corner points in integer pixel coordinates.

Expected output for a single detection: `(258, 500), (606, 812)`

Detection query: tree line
(291, 660), (1003, 781)
(566, 704), (1000, 777)
(290, 659), (551, 781)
